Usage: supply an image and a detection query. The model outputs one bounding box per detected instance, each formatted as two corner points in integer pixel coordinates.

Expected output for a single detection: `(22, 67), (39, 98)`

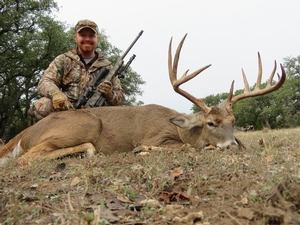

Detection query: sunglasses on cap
(75, 19), (99, 34)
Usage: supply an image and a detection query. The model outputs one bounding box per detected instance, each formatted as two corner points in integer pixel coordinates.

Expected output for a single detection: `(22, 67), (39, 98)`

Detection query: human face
(74, 28), (98, 58)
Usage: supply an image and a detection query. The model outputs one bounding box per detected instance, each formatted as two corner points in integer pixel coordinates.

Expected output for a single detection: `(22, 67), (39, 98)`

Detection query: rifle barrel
(121, 30), (143, 60)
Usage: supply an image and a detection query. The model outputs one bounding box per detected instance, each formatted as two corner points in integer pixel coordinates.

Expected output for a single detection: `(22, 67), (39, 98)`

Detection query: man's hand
(98, 81), (113, 97)
(51, 91), (74, 110)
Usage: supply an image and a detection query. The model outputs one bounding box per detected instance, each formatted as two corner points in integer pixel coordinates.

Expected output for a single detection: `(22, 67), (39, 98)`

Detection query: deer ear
(169, 115), (194, 129)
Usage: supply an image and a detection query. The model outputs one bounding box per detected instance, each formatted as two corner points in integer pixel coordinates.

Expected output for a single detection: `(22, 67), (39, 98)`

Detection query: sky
(54, 0), (300, 114)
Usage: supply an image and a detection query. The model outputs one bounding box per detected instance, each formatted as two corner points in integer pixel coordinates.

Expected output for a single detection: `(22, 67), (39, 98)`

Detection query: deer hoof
(84, 143), (96, 158)
(203, 144), (217, 150)
(133, 146), (155, 154)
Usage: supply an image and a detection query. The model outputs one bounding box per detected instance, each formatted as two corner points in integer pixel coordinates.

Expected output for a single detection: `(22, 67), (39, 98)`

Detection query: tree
(279, 56), (300, 127)
(191, 92), (228, 113)
(0, 0), (145, 142)
(0, 0), (67, 141)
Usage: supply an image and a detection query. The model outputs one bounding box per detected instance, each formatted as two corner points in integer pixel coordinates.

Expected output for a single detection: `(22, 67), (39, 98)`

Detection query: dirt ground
(1, 128), (300, 225)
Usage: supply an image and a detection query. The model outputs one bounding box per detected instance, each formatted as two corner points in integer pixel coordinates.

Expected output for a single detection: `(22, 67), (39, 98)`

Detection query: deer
(0, 34), (286, 164)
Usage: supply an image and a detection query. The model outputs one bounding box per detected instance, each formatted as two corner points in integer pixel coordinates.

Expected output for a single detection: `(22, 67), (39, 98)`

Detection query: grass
(0, 127), (300, 224)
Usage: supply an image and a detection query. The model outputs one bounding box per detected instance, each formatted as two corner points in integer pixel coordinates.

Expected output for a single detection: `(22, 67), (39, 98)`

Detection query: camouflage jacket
(38, 48), (125, 106)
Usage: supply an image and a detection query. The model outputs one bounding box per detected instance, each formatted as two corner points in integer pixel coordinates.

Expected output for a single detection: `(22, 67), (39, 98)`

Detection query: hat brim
(77, 26), (98, 34)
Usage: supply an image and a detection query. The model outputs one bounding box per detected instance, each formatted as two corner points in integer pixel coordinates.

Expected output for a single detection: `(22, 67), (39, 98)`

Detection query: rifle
(74, 30), (144, 109)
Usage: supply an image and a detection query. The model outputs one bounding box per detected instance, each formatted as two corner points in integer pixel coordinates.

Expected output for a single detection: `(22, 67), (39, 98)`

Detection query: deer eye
(207, 122), (215, 127)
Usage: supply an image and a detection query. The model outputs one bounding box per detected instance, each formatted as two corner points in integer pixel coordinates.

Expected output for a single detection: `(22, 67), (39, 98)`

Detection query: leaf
(262, 155), (273, 164)
(106, 198), (124, 210)
(159, 191), (194, 203)
(100, 208), (120, 223)
(237, 207), (254, 220)
(70, 177), (80, 186)
(30, 183), (38, 189)
(117, 194), (133, 203)
(140, 199), (160, 208)
(170, 168), (183, 178)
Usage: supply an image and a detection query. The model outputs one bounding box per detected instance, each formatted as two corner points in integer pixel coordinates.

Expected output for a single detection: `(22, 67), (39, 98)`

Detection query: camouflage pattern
(28, 97), (55, 122)
(28, 48), (125, 121)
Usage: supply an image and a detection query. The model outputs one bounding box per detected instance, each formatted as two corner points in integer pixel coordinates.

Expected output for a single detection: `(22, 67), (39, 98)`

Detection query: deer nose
(216, 139), (238, 149)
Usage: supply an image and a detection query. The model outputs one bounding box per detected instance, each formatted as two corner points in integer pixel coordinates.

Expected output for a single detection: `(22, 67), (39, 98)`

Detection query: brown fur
(0, 104), (238, 162)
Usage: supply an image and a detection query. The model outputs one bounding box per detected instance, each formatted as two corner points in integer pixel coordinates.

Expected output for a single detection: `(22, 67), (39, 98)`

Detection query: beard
(79, 43), (95, 53)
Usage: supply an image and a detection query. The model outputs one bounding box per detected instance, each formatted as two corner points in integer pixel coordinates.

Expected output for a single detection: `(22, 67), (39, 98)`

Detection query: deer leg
(132, 145), (165, 154)
(203, 144), (217, 150)
(133, 143), (193, 155)
(19, 142), (96, 161)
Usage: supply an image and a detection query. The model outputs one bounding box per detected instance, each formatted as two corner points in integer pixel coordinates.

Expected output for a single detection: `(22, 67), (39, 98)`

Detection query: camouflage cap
(75, 19), (99, 34)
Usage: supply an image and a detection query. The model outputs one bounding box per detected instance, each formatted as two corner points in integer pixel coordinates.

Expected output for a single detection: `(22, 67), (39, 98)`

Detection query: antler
(225, 52), (286, 110)
(168, 33), (212, 113)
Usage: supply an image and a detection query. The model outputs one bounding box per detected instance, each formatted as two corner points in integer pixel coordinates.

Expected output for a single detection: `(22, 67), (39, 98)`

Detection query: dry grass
(1, 127), (300, 225)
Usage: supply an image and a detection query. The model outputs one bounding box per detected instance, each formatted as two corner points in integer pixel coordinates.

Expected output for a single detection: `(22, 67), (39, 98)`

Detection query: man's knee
(28, 97), (53, 121)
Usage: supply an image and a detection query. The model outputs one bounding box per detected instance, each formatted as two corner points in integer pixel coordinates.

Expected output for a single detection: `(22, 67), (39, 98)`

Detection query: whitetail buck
(0, 34), (286, 163)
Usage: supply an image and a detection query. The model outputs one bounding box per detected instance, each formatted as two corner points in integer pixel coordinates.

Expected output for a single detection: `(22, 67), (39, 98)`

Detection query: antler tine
(242, 68), (250, 92)
(168, 33), (212, 113)
(254, 52), (263, 90)
(229, 52), (286, 107)
(266, 60), (277, 88)
(226, 81), (235, 110)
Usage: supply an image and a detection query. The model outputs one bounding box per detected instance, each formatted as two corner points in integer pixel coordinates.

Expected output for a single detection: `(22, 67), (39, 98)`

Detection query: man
(29, 19), (125, 121)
